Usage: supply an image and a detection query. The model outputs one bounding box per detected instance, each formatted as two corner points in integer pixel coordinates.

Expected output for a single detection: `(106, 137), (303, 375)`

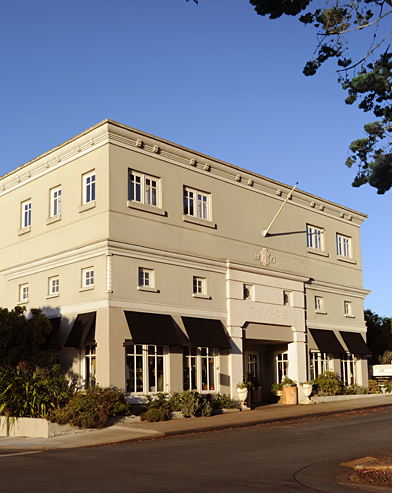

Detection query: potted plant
(236, 377), (252, 408)
(281, 377), (297, 405)
(300, 381), (314, 404)
(271, 382), (284, 404)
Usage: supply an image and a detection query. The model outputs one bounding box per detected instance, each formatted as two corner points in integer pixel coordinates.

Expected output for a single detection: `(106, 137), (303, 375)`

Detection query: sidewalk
(0, 394), (391, 455)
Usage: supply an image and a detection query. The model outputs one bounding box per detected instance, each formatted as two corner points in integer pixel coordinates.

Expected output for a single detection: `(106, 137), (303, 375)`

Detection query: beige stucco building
(0, 119), (371, 403)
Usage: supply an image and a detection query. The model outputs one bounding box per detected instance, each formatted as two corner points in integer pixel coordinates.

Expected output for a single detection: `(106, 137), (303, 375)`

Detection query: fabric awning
(181, 316), (231, 349)
(339, 331), (371, 355)
(43, 317), (61, 348)
(124, 311), (181, 346)
(64, 312), (96, 348)
(308, 329), (346, 354)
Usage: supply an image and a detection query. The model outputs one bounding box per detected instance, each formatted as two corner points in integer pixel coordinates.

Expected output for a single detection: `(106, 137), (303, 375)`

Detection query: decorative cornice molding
(305, 280), (370, 299)
(306, 319), (367, 333)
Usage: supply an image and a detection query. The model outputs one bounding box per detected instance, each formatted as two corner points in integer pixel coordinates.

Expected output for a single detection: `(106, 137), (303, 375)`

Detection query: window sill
(17, 226), (31, 236)
(192, 293), (211, 300)
(344, 314), (355, 318)
(307, 247), (329, 258)
(337, 255), (356, 264)
(79, 286), (94, 292)
(182, 214), (216, 229)
(46, 293), (59, 299)
(16, 300), (29, 305)
(46, 214), (61, 225)
(315, 310), (327, 315)
(137, 286), (159, 293)
(78, 201), (96, 213)
(127, 200), (166, 216)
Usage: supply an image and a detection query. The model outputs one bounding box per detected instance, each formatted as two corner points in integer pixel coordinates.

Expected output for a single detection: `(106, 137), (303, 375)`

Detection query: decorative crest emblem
(255, 247), (276, 267)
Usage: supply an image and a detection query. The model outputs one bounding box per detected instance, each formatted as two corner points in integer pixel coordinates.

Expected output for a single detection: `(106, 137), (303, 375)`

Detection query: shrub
(0, 363), (75, 419)
(383, 380), (392, 393)
(145, 408), (168, 422)
(48, 386), (131, 429)
(368, 379), (382, 394)
(344, 383), (368, 395)
(180, 391), (212, 417)
(312, 371), (344, 396)
(211, 393), (237, 409)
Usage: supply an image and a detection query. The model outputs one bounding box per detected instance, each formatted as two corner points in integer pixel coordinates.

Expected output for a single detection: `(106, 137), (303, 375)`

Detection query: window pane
(191, 356), (197, 391)
(148, 345), (155, 355)
(183, 355), (190, 391)
(208, 356), (215, 390)
(136, 354), (143, 392)
(157, 356), (163, 392)
(148, 355), (155, 392)
(201, 357), (208, 390)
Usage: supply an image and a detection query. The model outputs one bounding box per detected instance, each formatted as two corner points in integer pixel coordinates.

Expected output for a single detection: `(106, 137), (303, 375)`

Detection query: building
(0, 119), (371, 403)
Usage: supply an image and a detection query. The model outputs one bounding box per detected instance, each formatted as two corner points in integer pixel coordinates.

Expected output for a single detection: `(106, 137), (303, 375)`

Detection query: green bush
(145, 407), (168, 422)
(211, 393), (237, 409)
(344, 383), (368, 395)
(0, 363), (75, 419)
(179, 391), (212, 417)
(368, 379), (382, 394)
(48, 386), (131, 429)
(383, 380), (392, 393)
(312, 371), (344, 396)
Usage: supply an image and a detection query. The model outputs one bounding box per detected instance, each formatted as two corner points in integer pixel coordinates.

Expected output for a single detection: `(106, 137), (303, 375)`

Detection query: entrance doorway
(245, 351), (261, 403)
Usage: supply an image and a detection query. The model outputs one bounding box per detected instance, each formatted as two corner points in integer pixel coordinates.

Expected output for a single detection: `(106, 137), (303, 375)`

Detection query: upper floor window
(129, 170), (159, 207)
(193, 277), (205, 295)
(49, 276), (60, 296)
(50, 187), (62, 217)
(184, 187), (209, 220)
(83, 172), (95, 204)
(82, 267), (94, 288)
(315, 296), (324, 311)
(22, 200), (32, 228)
(19, 284), (29, 302)
(139, 267), (154, 288)
(344, 301), (353, 317)
(307, 225), (324, 250)
(337, 234), (352, 258)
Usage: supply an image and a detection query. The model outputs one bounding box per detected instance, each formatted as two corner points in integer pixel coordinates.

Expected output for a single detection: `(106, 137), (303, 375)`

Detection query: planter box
(283, 386), (297, 405)
(0, 416), (80, 438)
(310, 393), (391, 404)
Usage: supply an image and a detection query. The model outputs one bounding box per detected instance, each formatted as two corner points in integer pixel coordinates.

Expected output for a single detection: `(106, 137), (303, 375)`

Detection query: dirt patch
(349, 469), (392, 489)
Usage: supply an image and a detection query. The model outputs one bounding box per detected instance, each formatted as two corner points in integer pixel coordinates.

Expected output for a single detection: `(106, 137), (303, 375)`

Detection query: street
(0, 406), (391, 493)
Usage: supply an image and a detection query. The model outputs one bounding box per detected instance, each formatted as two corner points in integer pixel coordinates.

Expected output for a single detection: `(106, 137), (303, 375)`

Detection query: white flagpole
(262, 182), (298, 237)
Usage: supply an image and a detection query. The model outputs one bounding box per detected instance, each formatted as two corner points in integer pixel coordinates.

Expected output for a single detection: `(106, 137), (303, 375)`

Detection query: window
(50, 187), (62, 217)
(276, 352), (288, 382)
(22, 200), (32, 228)
(83, 172), (95, 204)
(337, 234), (351, 258)
(283, 291), (292, 306)
(139, 268), (153, 288)
(49, 348), (61, 366)
(84, 345), (96, 388)
(184, 187), (209, 220)
(82, 268), (94, 288)
(49, 277), (60, 296)
(19, 284), (29, 302)
(243, 284), (253, 300)
(126, 344), (164, 393)
(315, 296), (324, 311)
(344, 301), (352, 316)
(128, 170), (159, 207)
(307, 225), (324, 250)
(193, 277), (205, 295)
(341, 353), (357, 386)
(183, 347), (218, 392)
(309, 351), (330, 380)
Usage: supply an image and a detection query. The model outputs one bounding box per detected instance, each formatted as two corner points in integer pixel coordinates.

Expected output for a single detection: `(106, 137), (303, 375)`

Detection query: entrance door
(246, 351), (261, 403)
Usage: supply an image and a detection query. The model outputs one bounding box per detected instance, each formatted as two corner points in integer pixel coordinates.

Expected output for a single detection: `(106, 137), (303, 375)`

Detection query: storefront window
(309, 351), (330, 379)
(126, 345), (164, 393)
(183, 347), (198, 391)
(85, 345), (96, 388)
(341, 353), (357, 385)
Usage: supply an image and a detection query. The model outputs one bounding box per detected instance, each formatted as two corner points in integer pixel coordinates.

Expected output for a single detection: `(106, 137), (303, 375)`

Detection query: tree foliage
(0, 306), (53, 368)
(189, 0), (392, 194)
(364, 308), (391, 363)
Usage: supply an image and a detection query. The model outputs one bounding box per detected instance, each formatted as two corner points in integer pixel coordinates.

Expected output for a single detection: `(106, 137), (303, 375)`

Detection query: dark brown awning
(64, 312), (96, 348)
(339, 331), (371, 355)
(181, 317), (231, 349)
(124, 311), (181, 346)
(43, 317), (61, 348)
(308, 329), (346, 354)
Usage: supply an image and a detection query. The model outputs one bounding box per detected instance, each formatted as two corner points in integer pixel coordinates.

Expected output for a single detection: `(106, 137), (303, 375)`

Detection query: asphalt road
(0, 406), (391, 493)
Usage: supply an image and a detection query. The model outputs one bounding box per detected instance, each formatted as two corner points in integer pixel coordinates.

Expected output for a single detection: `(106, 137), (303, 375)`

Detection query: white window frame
(307, 225), (324, 250)
(126, 344), (166, 394)
(128, 170), (160, 207)
(19, 284), (29, 303)
(340, 353), (358, 386)
(309, 351), (331, 380)
(83, 171), (96, 204)
(184, 187), (210, 220)
(48, 276), (60, 297)
(276, 351), (289, 382)
(192, 276), (210, 299)
(22, 200), (32, 228)
(50, 187), (62, 217)
(336, 234), (352, 258)
(83, 345), (96, 388)
(344, 301), (354, 317)
(82, 267), (94, 289)
(183, 347), (218, 393)
(315, 296), (325, 313)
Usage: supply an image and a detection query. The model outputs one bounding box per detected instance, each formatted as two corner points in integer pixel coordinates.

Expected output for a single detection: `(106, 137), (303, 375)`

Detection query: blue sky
(0, 0), (392, 318)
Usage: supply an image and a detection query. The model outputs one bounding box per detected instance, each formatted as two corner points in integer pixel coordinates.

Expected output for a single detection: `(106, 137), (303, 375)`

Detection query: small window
(307, 225), (324, 250)
(49, 277), (60, 296)
(193, 277), (206, 295)
(83, 172), (96, 204)
(139, 268), (153, 288)
(337, 234), (352, 258)
(19, 284), (29, 302)
(129, 170), (159, 207)
(315, 296), (323, 311)
(344, 301), (352, 316)
(22, 200), (32, 228)
(283, 291), (292, 305)
(184, 187), (210, 220)
(84, 345), (96, 388)
(50, 187), (62, 217)
(82, 268), (94, 288)
(243, 284), (253, 300)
